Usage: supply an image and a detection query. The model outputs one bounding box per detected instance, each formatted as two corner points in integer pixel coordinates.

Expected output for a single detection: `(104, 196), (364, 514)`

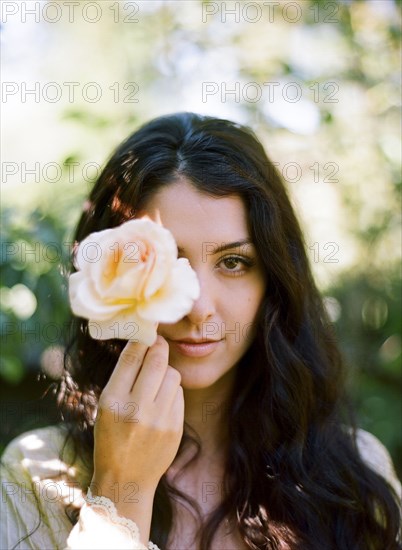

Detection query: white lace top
(1, 424), (400, 549)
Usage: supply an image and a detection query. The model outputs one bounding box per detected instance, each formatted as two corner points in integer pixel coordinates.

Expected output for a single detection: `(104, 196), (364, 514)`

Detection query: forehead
(139, 179), (250, 244)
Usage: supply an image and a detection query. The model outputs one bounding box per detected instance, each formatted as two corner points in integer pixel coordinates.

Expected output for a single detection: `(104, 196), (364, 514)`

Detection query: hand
(91, 335), (184, 497)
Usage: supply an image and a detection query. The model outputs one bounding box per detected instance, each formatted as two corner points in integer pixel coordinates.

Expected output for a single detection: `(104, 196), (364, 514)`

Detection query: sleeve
(1, 429), (161, 550)
(1, 447), (65, 550)
(355, 428), (402, 500)
(66, 489), (160, 550)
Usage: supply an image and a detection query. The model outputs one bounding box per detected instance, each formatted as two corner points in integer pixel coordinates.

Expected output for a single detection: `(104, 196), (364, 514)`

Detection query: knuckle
(155, 336), (169, 351)
(122, 350), (142, 366)
(98, 391), (109, 406)
(98, 395), (113, 411)
(151, 355), (167, 372)
(166, 366), (181, 384)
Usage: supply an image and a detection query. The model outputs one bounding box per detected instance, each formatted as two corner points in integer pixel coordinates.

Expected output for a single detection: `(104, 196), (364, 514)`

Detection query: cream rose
(68, 217), (200, 345)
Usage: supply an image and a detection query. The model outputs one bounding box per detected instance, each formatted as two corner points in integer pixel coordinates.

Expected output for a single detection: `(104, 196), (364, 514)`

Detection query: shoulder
(355, 428), (401, 498)
(1, 424), (89, 490)
(1, 424), (89, 514)
(1, 424), (69, 469)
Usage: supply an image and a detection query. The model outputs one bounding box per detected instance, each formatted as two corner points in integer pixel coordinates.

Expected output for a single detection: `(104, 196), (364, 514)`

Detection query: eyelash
(217, 255), (255, 277)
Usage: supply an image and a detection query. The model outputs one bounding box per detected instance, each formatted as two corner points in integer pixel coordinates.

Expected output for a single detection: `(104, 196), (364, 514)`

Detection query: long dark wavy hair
(56, 112), (400, 549)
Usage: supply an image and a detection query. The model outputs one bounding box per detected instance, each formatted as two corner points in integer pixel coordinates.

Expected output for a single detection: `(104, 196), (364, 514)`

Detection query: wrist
(85, 482), (156, 547)
(90, 473), (158, 504)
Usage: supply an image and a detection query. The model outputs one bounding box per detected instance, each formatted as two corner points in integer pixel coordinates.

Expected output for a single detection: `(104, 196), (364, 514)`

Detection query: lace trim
(85, 487), (160, 550)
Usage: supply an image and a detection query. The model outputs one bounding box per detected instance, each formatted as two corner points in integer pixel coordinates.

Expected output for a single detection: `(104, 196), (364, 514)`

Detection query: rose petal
(137, 258), (200, 322)
(90, 234), (125, 296)
(89, 311), (157, 346)
(123, 218), (177, 260)
(88, 232), (144, 298)
(118, 219), (178, 300)
(69, 272), (123, 320)
(69, 218), (200, 343)
(91, 219), (175, 301)
(74, 229), (115, 273)
(141, 234), (177, 298)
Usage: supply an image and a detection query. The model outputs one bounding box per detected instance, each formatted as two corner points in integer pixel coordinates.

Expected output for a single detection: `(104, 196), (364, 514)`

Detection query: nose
(185, 270), (216, 328)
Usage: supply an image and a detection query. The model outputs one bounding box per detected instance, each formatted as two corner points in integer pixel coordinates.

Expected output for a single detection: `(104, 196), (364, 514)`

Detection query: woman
(1, 112), (401, 549)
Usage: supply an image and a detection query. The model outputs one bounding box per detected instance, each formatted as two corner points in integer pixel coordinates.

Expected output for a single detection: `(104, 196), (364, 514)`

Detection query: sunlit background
(1, 0), (401, 474)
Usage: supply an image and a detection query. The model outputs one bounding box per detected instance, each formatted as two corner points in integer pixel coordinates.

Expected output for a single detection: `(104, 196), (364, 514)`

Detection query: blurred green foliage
(1, 0), (401, 476)
(330, 268), (401, 472)
(1, 207), (71, 383)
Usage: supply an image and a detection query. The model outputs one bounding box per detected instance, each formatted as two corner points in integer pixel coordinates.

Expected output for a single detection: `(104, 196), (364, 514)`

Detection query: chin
(173, 362), (236, 392)
(178, 373), (218, 391)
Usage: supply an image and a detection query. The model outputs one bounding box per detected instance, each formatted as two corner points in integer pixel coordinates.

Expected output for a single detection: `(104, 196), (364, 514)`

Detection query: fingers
(103, 335), (178, 412)
(170, 385), (185, 428)
(103, 340), (148, 396)
(153, 366), (182, 409)
(131, 336), (170, 402)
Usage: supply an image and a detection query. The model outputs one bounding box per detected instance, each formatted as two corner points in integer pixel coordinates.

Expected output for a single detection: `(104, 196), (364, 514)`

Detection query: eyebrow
(178, 238), (254, 255)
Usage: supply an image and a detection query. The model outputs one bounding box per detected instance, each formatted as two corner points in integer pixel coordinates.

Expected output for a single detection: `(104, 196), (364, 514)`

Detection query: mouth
(175, 338), (221, 344)
(168, 338), (223, 357)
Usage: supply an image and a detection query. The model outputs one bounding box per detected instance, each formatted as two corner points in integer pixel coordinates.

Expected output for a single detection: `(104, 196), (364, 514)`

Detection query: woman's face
(139, 178), (266, 390)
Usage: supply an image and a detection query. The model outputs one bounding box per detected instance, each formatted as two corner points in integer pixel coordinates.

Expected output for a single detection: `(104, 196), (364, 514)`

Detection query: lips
(168, 338), (223, 357)
(175, 338), (220, 344)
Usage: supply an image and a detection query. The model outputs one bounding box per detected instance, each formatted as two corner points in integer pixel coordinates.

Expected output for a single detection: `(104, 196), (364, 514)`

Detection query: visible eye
(218, 255), (255, 276)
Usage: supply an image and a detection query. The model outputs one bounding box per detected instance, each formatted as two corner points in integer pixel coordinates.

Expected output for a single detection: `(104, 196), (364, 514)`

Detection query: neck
(181, 368), (236, 461)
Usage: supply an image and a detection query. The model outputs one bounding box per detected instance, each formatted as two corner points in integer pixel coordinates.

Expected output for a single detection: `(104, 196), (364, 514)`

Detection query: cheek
(234, 284), (265, 339)
(228, 280), (265, 319)
(219, 295), (262, 347)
